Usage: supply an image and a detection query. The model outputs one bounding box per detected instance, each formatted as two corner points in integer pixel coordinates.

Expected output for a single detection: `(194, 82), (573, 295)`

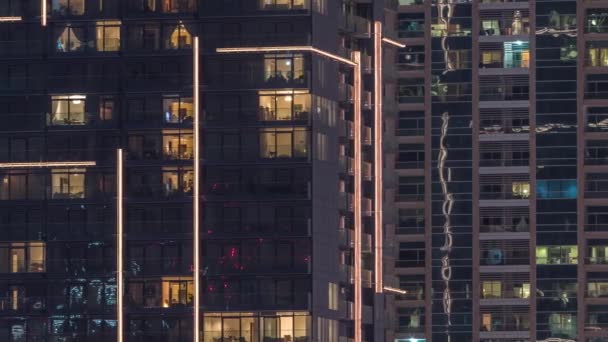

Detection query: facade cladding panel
(0, 0), (398, 341)
(388, 0), (608, 341)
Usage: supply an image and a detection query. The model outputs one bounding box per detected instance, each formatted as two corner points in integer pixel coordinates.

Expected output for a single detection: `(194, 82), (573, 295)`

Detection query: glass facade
(390, 0), (600, 341)
(0, 0), (394, 341)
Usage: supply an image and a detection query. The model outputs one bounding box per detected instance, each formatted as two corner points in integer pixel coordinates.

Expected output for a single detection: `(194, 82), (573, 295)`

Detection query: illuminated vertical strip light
(193, 36), (201, 342)
(373, 21), (383, 294)
(352, 51), (362, 342)
(41, 0), (46, 26)
(116, 149), (124, 342)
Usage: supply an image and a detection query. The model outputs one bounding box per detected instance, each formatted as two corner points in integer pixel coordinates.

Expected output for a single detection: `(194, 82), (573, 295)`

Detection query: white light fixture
(382, 37), (406, 48)
(193, 36), (201, 342)
(116, 149), (124, 342)
(383, 286), (408, 295)
(0, 161), (96, 168)
(0, 17), (22, 22)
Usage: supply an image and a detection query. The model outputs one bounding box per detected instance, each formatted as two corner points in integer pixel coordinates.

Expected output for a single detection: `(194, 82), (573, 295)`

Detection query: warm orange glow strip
(352, 51), (363, 342)
(216, 46), (357, 67)
(0, 161), (96, 168)
(193, 36), (201, 342)
(381, 37), (406, 49)
(384, 286), (407, 295)
(41, 0), (46, 26)
(0, 17), (22, 22)
(373, 21), (384, 294)
(116, 149), (124, 342)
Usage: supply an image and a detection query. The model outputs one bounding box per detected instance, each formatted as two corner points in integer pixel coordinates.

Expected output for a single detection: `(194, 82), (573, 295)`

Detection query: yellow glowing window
(512, 182), (530, 199)
(50, 95), (86, 125)
(0, 242), (45, 273)
(161, 277), (193, 307)
(51, 168), (86, 199)
(165, 23), (192, 49)
(96, 21), (121, 52)
(482, 281), (501, 298)
(163, 130), (193, 160)
(536, 246), (578, 265)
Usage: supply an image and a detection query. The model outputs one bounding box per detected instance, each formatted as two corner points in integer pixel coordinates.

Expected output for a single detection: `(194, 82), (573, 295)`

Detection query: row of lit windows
(54, 22), (191, 52)
(0, 167), (313, 201)
(50, 0), (306, 15)
(51, 0), (197, 15)
(0, 315), (311, 341)
(45, 91), (310, 126)
(396, 245), (608, 267)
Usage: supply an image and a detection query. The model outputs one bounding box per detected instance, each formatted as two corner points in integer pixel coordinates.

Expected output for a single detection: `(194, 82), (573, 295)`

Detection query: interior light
(285, 60), (291, 66)
(68, 95), (86, 104)
(592, 19), (598, 26)
(284, 96), (293, 102)
(515, 40), (523, 45)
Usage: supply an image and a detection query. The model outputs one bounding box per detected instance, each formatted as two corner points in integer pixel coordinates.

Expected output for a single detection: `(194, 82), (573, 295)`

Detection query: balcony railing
(204, 257), (310, 275)
(482, 288), (529, 299)
(204, 181), (309, 199)
(481, 315), (529, 332)
(202, 291), (309, 311)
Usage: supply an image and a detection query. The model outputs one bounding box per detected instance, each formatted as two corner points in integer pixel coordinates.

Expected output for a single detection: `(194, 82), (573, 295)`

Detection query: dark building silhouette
(0, 0), (398, 341)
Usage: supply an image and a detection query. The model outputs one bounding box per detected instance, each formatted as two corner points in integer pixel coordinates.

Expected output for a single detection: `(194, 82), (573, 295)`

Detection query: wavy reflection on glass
(438, 111), (453, 335)
(437, 1), (455, 73)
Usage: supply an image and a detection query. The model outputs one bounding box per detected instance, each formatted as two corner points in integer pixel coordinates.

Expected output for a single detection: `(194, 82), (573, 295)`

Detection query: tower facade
(0, 0), (396, 341)
(388, 0), (605, 341)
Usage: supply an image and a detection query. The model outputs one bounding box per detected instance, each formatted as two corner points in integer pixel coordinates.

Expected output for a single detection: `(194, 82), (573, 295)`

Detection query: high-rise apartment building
(387, 0), (608, 341)
(0, 0), (398, 341)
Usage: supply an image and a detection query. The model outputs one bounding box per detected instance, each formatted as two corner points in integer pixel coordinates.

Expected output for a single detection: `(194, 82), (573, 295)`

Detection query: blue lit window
(536, 180), (577, 199)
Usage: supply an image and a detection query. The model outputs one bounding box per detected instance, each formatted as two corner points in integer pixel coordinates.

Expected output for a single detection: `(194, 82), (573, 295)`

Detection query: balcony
(201, 0), (310, 15)
(204, 181), (310, 200)
(362, 233), (372, 253)
(338, 229), (353, 248)
(479, 75), (529, 102)
(362, 198), (373, 216)
(398, 14), (424, 39)
(204, 219), (310, 238)
(362, 269), (373, 288)
(586, 174), (608, 198)
(206, 70), (310, 91)
(481, 312), (530, 332)
(480, 11), (530, 38)
(353, 16), (371, 38)
(339, 264), (354, 284)
(0, 296), (46, 314)
(362, 162), (372, 181)
(481, 281), (530, 300)
(480, 0), (530, 6)
(480, 182), (530, 200)
(339, 192), (354, 212)
(481, 216), (529, 233)
(398, 0), (424, 5)
(481, 248), (529, 266)
(363, 126), (372, 145)
(586, 207), (608, 232)
(204, 257), (310, 275)
(338, 83), (354, 103)
(339, 155), (354, 175)
(203, 290), (309, 311)
(480, 42), (530, 70)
